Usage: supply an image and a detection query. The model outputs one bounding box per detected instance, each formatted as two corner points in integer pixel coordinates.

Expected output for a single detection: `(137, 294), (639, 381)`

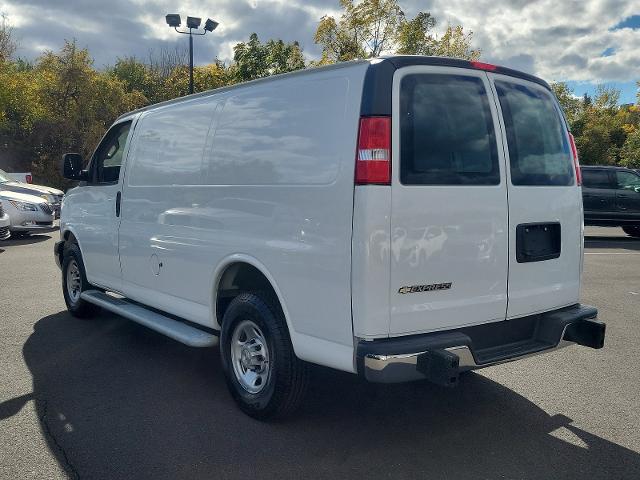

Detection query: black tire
(220, 291), (309, 420)
(622, 226), (640, 238)
(61, 242), (100, 318)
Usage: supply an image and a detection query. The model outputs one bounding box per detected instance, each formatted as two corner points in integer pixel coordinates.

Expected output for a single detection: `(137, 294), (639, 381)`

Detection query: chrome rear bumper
(358, 304), (604, 385)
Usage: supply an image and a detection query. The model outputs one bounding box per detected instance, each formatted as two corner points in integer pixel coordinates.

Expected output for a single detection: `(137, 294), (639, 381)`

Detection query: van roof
(116, 56), (551, 121)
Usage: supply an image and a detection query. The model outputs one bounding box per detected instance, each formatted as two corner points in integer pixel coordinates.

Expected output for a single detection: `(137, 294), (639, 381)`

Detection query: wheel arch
(59, 227), (86, 266)
(211, 255), (296, 345)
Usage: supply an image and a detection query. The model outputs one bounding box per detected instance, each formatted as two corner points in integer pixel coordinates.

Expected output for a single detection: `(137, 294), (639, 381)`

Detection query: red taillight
(568, 132), (581, 186)
(355, 116), (391, 185)
(470, 61), (498, 71)
(26, 174), (32, 184)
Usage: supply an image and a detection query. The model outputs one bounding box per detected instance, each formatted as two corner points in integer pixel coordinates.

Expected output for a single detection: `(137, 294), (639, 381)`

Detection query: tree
(314, 0), (480, 63)
(233, 33), (305, 82)
(0, 15), (16, 63)
(25, 40), (145, 185)
(551, 82), (581, 125)
(572, 86), (627, 165)
(620, 127), (640, 168)
(431, 25), (480, 61)
(163, 61), (231, 98)
(315, 0), (404, 62)
(396, 12), (436, 55)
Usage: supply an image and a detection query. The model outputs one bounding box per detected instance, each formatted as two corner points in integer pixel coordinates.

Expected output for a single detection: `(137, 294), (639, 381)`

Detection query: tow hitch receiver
(564, 318), (606, 349)
(416, 349), (460, 387)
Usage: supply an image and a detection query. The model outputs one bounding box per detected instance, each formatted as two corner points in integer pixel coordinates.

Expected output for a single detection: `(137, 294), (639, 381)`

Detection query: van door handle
(115, 191), (121, 217)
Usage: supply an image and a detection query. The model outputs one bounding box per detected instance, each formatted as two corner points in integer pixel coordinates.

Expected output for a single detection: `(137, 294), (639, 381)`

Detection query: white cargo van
(56, 56), (605, 419)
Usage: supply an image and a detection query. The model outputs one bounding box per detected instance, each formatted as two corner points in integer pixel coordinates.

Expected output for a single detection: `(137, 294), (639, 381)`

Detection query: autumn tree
(163, 61), (231, 98)
(314, 0), (480, 63)
(26, 40), (144, 185)
(551, 82), (582, 125)
(395, 12), (436, 55)
(110, 56), (163, 103)
(232, 33), (306, 82)
(0, 15), (16, 62)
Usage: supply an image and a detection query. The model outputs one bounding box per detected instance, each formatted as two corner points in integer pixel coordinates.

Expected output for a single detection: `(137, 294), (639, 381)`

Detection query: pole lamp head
(186, 16), (201, 29)
(165, 14), (181, 27)
(204, 18), (219, 32)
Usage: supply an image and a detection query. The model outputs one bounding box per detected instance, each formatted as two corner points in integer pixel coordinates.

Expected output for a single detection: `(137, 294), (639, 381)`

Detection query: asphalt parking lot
(0, 226), (639, 479)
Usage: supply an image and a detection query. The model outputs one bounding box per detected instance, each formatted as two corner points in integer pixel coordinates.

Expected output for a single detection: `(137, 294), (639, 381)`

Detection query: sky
(1, 0), (639, 103)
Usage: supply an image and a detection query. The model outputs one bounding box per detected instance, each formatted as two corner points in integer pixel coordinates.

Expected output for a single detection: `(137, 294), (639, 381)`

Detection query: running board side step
(80, 290), (219, 348)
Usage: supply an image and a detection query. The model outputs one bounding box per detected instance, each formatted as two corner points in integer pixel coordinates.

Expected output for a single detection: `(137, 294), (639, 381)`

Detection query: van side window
(92, 121), (132, 184)
(399, 74), (500, 186)
(582, 169), (612, 189)
(495, 81), (574, 186)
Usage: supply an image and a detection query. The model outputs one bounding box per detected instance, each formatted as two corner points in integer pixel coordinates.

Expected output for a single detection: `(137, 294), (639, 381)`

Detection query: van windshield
(495, 81), (574, 186)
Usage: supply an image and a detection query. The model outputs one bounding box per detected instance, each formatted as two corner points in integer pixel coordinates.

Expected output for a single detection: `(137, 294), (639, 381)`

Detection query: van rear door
(388, 66), (509, 336)
(489, 74), (582, 318)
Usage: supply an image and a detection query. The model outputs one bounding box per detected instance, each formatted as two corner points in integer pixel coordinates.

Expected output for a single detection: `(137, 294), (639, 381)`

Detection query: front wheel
(62, 243), (99, 318)
(622, 226), (640, 238)
(220, 292), (309, 420)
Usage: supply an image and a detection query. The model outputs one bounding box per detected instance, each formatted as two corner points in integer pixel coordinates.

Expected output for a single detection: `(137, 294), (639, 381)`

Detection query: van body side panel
(118, 98), (218, 324)
(351, 186), (392, 338)
(118, 63), (368, 372)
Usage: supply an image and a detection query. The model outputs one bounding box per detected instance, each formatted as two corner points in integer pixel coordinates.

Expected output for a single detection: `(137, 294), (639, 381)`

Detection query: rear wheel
(62, 243), (99, 318)
(220, 292), (308, 420)
(622, 226), (640, 238)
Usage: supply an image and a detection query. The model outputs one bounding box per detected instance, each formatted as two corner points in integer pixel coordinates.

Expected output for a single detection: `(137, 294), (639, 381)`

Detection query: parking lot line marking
(584, 252), (640, 255)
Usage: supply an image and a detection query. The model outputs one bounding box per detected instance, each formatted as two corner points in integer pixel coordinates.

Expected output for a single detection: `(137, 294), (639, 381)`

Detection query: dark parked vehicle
(581, 165), (640, 237)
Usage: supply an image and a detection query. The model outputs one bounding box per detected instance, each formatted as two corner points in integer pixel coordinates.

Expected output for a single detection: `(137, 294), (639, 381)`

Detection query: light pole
(165, 14), (219, 95)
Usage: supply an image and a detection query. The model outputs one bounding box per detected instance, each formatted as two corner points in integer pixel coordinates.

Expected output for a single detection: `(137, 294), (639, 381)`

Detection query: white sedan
(0, 199), (10, 240)
(0, 190), (56, 237)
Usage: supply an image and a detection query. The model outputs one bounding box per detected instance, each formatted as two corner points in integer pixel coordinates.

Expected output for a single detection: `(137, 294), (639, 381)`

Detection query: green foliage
(233, 33), (305, 82)
(619, 128), (640, 168)
(314, 0), (480, 62)
(0, 19), (16, 62)
(551, 82), (581, 125)
(0, 39), (146, 187)
(554, 83), (640, 167)
(3, 5), (636, 189)
(396, 12), (436, 55)
(0, 31), (302, 187)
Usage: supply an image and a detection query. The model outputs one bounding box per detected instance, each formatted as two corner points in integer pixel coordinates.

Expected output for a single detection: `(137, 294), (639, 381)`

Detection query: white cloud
(1, 0), (638, 84)
(402, 0), (640, 83)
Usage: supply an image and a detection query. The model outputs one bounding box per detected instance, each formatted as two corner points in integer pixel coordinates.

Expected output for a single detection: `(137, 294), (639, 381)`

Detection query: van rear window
(400, 74), (500, 185)
(495, 81), (574, 186)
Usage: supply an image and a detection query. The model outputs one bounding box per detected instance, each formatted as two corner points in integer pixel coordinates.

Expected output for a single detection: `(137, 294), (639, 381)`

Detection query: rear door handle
(116, 191), (121, 217)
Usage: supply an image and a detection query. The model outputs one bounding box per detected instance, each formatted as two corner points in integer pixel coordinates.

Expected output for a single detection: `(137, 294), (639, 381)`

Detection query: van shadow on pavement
(8, 310), (640, 479)
(1, 234), (52, 247)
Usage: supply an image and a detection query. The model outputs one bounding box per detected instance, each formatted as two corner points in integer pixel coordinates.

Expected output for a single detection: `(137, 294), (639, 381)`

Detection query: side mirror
(62, 153), (87, 181)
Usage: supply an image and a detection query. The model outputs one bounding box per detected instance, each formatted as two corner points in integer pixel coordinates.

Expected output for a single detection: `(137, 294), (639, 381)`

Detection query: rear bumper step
(358, 304), (604, 385)
(80, 290), (219, 348)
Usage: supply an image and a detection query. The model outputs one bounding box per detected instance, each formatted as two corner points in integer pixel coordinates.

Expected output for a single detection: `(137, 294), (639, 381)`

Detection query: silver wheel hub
(66, 259), (82, 304)
(230, 320), (270, 394)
